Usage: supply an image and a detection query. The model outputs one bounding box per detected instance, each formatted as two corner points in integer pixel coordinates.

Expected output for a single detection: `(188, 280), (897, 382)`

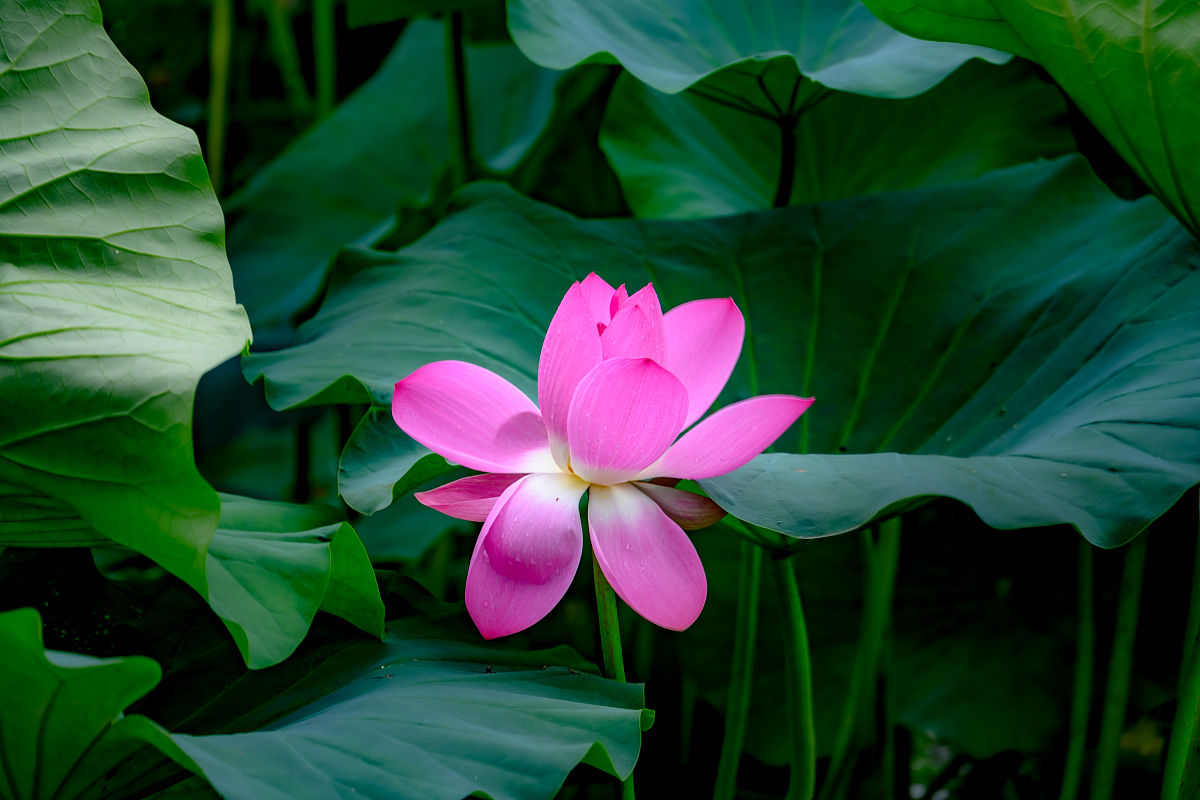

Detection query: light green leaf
(208, 494), (385, 669)
(247, 158), (1200, 547)
(860, 0), (1200, 238)
(142, 617), (649, 800)
(507, 0), (1006, 96)
(0, 607), (163, 800)
(601, 58), (1072, 217)
(226, 18), (561, 333)
(0, 0), (251, 592)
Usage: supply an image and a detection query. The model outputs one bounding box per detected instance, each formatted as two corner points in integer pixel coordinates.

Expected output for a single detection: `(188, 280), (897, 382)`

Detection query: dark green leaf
(0, 607), (163, 800)
(142, 617), (649, 800)
(860, 0), (1200, 238)
(227, 18), (561, 334)
(247, 159), (1200, 547)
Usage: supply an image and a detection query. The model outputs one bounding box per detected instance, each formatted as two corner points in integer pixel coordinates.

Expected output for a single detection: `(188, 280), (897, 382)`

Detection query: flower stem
(818, 519), (901, 800)
(313, 0), (336, 119)
(444, 11), (473, 189)
(206, 0), (233, 195)
(1163, 518), (1200, 800)
(264, 0), (313, 120)
(1092, 534), (1148, 800)
(772, 115), (798, 208)
(773, 555), (817, 800)
(713, 540), (763, 800)
(593, 554), (635, 799)
(1059, 539), (1094, 800)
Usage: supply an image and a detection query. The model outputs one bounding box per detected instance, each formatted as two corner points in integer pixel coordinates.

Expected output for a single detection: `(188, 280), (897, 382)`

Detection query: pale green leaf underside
(601, 58), (1072, 217)
(247, 158), (1200, 547)
(508, 0), (1007, 96)
(861, 0), (1200, 238)
(0, 0), (251, 593)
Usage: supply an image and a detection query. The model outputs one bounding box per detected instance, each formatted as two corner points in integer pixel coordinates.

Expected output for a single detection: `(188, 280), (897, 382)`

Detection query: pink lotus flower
(392, 274), (813, 638)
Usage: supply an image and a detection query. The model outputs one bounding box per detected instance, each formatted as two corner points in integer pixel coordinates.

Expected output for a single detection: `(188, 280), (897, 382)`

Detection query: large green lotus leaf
(507, 0), (1006, 97)
(0, 607), (163, 800)
(860, 0), (1200, 239)
(0, 1), (251, 593)
(601, 58), (1072, 217)
(247, 158), (1200, 548)
(206, 494), (384, 669)
(226, 18), (560, 333)
(136, 616), (650, 800)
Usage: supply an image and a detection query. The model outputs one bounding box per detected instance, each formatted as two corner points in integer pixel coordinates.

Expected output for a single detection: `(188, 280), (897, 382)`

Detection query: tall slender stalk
(264, 0), (313, 119)
(818, 522), (899, 800)
(313, 0), (336, 119)
(593, 554), (635, 799)
(206, 0), (233, 194)
(713, 540), (764, 800)
(1060, 540), (1095, 800)
(1091, 534), (1148, 800)
(772, 115), (799, 208)
(773, 555), (817, 800)
(1163, 516), (1200, 800)
(444, 11), (473, 189)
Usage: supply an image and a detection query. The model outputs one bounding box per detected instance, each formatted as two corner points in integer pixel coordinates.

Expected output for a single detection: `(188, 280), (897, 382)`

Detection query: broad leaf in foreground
(247, 158), (1200, 547)
(226, 18), (561, 333)
(861, 0), (1200, 238)
(145, 617), (650, 800)
(601, 59), (1071, 216)
(0, 607), (163, 800)
(0, 0), (251, 591)
(508, 0), (1006, 96)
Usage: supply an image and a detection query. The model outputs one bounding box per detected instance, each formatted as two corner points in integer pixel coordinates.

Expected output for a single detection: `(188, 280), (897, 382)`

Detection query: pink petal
(466, 472), (588, 639)
(566, 358), (688, 485)
(664, 298), (746, 427)
(589, 483), (706, 630)
(609, 284), (629, 317)
(624, 283), (664, 325)
(600, 304), (667, 363)
(580, 273), (617, 325)
(633, 481), (726, 530)
(415, 473), (524, 521)
(538, 283), (604, 469)
(393, 361), (558, 474)
(641, 395), (814, 480)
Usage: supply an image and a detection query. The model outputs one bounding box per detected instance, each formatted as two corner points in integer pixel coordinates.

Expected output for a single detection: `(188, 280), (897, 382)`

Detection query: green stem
(819, 519), (901, 800)
(444, 11), (473, 188)
(313, 0), (336, 119)
(264, 0), (313, 120)
(206, 0), (233, 194)
(1060, 540), (1095, 800)
(593, 555), (635, 799)
(1163, 521), (1200, 800)
(713, 541), (764, 800)
(772, 115), (798, 208)
(1091, 534), (1148, 800)
(773, 555), (817, 800)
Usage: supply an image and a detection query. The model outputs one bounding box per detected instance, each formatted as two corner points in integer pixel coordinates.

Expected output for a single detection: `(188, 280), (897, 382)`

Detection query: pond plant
(3, 0), (1200, 798)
